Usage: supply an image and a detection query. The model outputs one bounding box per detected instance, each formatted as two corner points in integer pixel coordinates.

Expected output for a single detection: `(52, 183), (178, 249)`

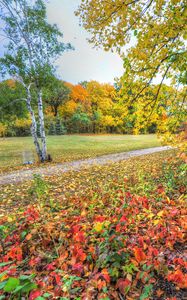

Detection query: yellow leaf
(147, 213), (154, 219)
(94, 222), (103, 232)
(0, 275), (8, 282)
(81, 209), (86, 216)
(153, 219), (160, 225)
(127, 274), (132, 282)
(157, 210), (164, 217)
(104, 221), (110, 227)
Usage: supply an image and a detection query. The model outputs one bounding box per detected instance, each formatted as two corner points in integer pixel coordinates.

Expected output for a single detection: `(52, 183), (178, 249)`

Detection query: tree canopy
(43, 79), (71, 117)
(0, 80), (27, 122)
(76, 0), (187, 138)
(0, 0), (72, 87)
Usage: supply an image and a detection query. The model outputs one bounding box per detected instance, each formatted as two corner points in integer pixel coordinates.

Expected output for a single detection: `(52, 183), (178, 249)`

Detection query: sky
(0, 0), (167, 85)
(46, 0), (124, 84)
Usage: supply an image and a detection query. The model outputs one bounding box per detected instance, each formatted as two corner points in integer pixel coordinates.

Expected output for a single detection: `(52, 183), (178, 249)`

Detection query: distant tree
(55, 118), (66, 135)
(71, 84), (89, 104)
(48, 122), (56, 135)
(44, 78), (71, 117)
(61, 99), (78, 119)
(92, 110), (102, 133)
(14, 118), (31, 136)
(0, 122), (7, 137)
(71, 109), (91, 133)
(79, 81), (89, 89)
(0, 0), (72, 161)
(0, 80), (27, 122)
(87, 81), (114, 111)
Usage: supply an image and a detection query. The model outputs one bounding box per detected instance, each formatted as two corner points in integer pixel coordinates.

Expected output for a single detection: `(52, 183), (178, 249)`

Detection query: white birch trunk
(38, 90), (47, 162)
(26, 87), (42, 161)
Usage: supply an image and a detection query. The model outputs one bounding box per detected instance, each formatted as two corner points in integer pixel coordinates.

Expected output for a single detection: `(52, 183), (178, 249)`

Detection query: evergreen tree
(48, 122), (56, 135)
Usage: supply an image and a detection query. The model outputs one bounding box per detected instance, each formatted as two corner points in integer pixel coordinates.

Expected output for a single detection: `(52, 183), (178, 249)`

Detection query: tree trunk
(38, 90), (47, 162)
(26, 88), (42, 161)
(54, 105), (58, 117)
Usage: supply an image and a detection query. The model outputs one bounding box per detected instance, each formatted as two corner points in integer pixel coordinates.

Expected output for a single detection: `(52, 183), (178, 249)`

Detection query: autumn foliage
(0, 152), (186, 299)
(2, 77), (186, 137)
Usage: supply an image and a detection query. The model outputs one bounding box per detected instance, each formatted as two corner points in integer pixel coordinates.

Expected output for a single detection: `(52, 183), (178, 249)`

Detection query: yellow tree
(76, 0), (187, 135)
(59, 82), (78, 117)
(86, 81), (116, 132)
(87, 81), (115, 113)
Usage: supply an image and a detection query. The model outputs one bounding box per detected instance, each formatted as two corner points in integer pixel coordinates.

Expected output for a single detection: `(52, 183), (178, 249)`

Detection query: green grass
(0, 134), (161, 170)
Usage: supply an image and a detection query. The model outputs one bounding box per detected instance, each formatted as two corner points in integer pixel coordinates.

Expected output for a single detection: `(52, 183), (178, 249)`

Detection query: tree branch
(131, 50), (187, 103)
(0, 98), (27, 112)
(145, 63), (173, 120)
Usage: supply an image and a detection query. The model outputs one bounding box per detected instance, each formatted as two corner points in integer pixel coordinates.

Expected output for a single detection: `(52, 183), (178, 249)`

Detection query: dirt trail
(0, 146), (172, 185)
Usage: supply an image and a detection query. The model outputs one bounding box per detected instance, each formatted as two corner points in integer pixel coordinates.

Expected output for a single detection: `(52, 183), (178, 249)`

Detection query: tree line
(0, 78), (185, 137)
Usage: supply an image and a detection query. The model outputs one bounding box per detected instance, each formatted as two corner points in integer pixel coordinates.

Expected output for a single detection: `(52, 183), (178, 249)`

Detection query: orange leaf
(26, 233), (32, 241)
(97, 279), (106, 291)
(101, 269), (110, 283)
(134, 247), (146, 263)
(156, 289), (164, 297)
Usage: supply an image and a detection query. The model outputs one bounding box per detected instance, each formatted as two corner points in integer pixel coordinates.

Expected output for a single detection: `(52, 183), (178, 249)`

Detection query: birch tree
(0, 0), (72, 162)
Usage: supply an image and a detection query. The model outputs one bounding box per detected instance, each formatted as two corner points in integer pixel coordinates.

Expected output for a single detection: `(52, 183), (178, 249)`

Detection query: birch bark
(26, 86), (42, 161)
(38, 90), (47, 161)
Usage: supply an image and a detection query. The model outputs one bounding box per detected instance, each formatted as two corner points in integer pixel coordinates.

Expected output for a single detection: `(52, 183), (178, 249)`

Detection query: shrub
(0, 123), (7, 137)
(14, 118), (31, 136)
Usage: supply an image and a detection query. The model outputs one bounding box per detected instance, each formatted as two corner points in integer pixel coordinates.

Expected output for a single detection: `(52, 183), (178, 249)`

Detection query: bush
(14, 118), (31, 137)
(0, 123), (7, 137)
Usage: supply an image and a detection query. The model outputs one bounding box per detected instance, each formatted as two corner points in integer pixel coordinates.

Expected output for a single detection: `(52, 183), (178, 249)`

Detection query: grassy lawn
(0, 134), (160, 171)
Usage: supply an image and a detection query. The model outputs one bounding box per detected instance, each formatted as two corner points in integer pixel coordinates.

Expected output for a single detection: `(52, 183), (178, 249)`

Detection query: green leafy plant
(29, 174), (49, 200)
(140, 284), (153, 300)
(0, 274), (37, 299)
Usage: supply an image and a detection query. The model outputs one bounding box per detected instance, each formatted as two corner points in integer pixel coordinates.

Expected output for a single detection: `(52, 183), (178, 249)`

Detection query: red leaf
(72, 263), (84, 275)
(101, 268), (110, 283)
(116, 278), (131, 295)
(29, 290), (42, 300)
(168, 270), (187, 288)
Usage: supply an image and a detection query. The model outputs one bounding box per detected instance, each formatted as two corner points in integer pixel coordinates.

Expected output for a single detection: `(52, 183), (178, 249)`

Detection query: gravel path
(0, 146), (172, 185)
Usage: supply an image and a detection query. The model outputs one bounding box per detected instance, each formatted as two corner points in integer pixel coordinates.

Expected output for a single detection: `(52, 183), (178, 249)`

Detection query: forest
(0, 79), (186, 137)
